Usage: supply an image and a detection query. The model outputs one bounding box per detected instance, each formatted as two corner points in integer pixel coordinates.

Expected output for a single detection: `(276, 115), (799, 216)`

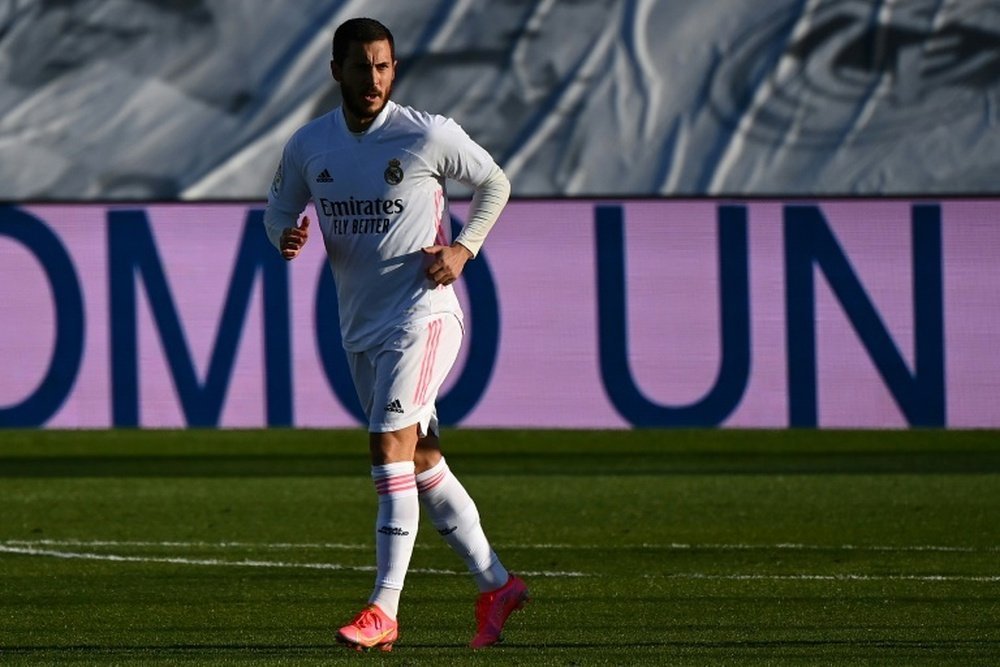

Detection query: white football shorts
(347, 313), (464, 435)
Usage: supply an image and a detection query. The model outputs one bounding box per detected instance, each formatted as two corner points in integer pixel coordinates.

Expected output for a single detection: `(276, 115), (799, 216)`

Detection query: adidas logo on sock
(384, 398), (404, 414)
(316, 169), (333, 183)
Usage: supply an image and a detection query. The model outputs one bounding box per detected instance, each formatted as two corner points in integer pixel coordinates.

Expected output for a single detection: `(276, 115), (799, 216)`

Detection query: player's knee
(414, 437), (443, 474)
(369, 427), (419, 465)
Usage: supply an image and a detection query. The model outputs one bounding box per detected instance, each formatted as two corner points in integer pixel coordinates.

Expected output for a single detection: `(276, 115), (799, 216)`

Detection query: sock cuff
(372, 461), (416, 495)
(415, 457), (450, 494)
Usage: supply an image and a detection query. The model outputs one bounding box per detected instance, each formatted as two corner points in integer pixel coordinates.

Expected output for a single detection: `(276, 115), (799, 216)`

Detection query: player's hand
(422, 243), (472, 286)
(280, 216), (310, 260)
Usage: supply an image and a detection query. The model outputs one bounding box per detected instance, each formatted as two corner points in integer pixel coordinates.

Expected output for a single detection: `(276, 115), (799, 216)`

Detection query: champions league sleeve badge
(384, 158), (404, 185)
(270, 162), (283, 196)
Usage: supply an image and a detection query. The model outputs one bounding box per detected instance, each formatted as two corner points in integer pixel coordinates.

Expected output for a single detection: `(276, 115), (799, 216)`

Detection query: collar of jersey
(338, 100), (396, 138)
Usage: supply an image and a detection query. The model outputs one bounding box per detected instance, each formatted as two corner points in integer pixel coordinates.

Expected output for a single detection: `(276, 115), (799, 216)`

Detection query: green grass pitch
(2, 429), (999, 665)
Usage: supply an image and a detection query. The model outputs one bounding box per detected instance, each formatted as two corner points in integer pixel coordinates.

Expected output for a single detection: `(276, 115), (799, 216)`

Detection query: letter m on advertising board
(107, 209), (292, 427)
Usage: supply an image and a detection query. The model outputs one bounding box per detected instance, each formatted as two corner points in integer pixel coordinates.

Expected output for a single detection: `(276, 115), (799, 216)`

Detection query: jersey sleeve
(429, 118), (502, 188)
(426, 118), (511, 257)
(263, 133), (312, 249)
(453, 164), (510, 257)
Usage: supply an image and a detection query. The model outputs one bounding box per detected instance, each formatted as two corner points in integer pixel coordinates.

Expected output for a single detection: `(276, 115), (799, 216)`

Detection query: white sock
(416, 457), (509, 593)
(368, 461), (419, 619)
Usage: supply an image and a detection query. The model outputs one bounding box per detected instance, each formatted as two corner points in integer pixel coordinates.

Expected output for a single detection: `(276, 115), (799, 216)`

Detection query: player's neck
(343, 110), (372, 134)
(342, 106), (387, 134)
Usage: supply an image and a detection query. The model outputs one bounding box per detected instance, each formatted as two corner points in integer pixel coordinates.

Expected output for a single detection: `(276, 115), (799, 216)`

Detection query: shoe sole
(336, 632), (396, 652)
(336, 632), (399, 653)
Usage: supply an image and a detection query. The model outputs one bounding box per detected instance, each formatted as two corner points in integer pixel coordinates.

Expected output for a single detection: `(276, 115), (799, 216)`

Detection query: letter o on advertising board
(0, 207), (85, 426)
(314, 214), (500, 426)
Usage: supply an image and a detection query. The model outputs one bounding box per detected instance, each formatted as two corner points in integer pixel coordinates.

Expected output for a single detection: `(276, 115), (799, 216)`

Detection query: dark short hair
(332, 18), (395, 65)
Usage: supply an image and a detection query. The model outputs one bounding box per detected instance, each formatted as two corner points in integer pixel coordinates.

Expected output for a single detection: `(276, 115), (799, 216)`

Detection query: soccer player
(262, 17), (528, 652)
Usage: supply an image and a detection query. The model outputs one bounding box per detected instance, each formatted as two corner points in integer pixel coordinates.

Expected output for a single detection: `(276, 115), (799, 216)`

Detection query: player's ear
(330, 60), (342, 82)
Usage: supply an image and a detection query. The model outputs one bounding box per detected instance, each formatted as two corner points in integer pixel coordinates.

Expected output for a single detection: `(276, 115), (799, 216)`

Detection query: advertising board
(2, 199), (997, 428)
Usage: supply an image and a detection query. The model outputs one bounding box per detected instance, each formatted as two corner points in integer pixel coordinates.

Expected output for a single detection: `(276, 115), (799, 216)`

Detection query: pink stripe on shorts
(414, 318), (443, 407)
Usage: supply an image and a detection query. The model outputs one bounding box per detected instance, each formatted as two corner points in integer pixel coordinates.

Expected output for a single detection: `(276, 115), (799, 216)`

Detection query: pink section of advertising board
(1, 199), (998, 428)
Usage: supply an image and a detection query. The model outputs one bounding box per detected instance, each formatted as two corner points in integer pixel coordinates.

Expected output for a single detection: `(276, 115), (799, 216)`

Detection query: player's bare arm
(279, 216), (310, 260)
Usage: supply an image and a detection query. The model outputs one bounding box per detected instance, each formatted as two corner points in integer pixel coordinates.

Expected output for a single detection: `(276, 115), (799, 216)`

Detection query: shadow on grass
(7, 638), (1000, 652)
(3, 450), (1000, 477)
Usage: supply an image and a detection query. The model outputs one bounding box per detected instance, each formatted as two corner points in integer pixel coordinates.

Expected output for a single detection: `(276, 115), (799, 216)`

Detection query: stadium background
(3, 3), (1000, 665)
(2, 0), (1000, 429)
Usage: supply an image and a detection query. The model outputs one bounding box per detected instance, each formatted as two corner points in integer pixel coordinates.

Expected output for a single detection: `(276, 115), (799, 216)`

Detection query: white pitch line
(2, 539), (373, 550)
(658, 572), (1000, 583)
(0, 544), (587, 578)
(640, 542), (1000, 554)
(3, 539), (998, 582)
(0, 543), (365, 571)
(5, 539), (999, 553)
(3, 544), (994, 583)
(503, 542), (1000, 553)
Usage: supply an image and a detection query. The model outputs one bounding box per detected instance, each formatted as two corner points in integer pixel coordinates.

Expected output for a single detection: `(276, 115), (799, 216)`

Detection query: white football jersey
(267, 101), (501, 351)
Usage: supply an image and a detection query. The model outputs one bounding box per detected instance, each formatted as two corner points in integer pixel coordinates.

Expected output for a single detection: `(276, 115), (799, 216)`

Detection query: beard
(341, 79), (392, 125)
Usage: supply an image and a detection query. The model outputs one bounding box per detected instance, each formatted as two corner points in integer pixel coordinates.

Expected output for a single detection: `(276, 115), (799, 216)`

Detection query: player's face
(332, 39), (396, 132)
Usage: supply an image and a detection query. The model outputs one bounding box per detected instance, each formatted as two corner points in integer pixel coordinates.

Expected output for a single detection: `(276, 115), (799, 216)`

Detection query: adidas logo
(384, 398), (404, 414)
(315, 169), (333, 183)
(378, 525), (410, 536)
(437, 526), (458, 536)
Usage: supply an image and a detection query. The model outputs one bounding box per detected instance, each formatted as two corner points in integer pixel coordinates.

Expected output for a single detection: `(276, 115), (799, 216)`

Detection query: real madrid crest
(384, 158), (404, 185)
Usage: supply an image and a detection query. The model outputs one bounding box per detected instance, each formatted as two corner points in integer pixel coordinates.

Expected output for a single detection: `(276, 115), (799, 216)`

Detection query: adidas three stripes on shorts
(346, 313), (464, 435)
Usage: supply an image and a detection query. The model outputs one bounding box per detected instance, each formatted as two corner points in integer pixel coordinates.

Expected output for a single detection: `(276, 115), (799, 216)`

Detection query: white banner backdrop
(3, 1), (1000, 200)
